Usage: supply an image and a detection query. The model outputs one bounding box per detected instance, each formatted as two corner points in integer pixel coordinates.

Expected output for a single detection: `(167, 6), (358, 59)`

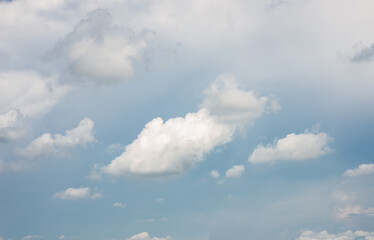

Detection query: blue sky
(1, 0), (374, 240)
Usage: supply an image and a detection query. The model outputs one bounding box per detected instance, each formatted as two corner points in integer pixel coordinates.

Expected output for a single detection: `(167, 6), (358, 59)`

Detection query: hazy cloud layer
(344, 163), (374, 177)
(335, 205), (374, 219)
(249, 131), (332, 164)
(0, 109), (24, 142)
(56, 9), (154, 83)
(296, 230), (374, 240)
(0, 71), (70, 117)
(351, 43), (374, 63)
(21, 118), (95, 158)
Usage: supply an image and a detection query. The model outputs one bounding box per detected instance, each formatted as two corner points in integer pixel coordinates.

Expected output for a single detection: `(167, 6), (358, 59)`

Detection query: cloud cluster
(249, 131), (332, 164)
(344, 163), (374, 177)
(21, 118), (95, 158)
(225, 165), (245, 178)
(56, 9), (154, 83)
(127, 232), (170, 240)
(296, 230), (374, 240)
(53, 187), (101, 200)
(103, 75), (277, 179)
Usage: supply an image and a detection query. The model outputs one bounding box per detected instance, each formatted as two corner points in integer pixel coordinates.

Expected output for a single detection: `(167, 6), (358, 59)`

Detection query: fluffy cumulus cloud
(56, 8), (154, 83)
(103, 75), (277, 179)
(103, 109), (233, 178)
(20, 118), (95, 158)
(225, 165), (245, 178)
(0, 71), (69, 117)
(126, 232), (170, 240)
(296, 230), (374, 240)
(0, 109), (24, 142)
(53, 187), (101, 200)
(248, 130), (332, 164)
(344, 163), (374, 177)
(201, 74), (280, 126)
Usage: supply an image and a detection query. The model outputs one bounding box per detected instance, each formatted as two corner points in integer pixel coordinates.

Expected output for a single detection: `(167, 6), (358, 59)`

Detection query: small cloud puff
(126, 232), (170, 240)
(22, 235), (43, 240)
(112, 202), (126, 208)
(225, 165), (245, 178)
(53, 187), (101, 200)
(249, 129), (332, 164)
(209, 170), (220, 178)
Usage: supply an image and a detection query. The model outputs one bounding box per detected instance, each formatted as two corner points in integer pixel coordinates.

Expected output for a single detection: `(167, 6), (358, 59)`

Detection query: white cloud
(56, 9), (154, 83)
(20, 118), (95, 158)
(209, 170), (220, 178)
(336, 205), (374, 219)
(58, 235), (64, 240)
(249, 130), (332, 164)
(156, 198), (165, 202)
(127, 232), (170, 240)
(112, 202), (126, 208)
(201, 74), (279, 126)
(53, 187), (91, 200)
(22, 235), (43, 240)
(102, 109), (233, 179)
(0, 109), (25, 142)
(296, 230), (374, 240)
(103, 75), (276, 179)
(0, 71), (69, 117)
(344, 163), (374, 177)
(225, 165), (245, 178)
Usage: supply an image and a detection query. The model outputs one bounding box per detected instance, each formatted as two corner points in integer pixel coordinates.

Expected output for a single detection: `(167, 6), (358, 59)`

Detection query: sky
(1, 0), (374, 239)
